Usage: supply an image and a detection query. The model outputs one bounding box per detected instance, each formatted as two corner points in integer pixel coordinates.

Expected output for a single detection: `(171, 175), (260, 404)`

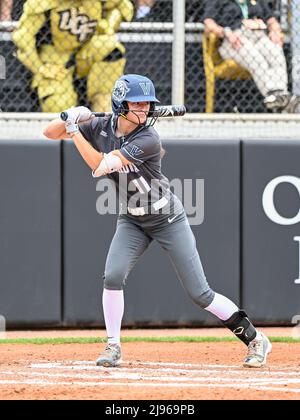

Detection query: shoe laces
(247, 337), (263, 357)
(103, 343), (119, 354)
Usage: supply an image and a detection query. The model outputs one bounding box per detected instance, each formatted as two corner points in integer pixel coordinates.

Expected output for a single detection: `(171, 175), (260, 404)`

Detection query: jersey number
(131, 177), (151, 194)
(59, 9), (98, 43)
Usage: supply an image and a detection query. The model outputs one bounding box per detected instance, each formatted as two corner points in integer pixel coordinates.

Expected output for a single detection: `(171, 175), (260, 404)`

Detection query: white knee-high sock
(102, 288), (124, 345)
(205, 292), (239, 321)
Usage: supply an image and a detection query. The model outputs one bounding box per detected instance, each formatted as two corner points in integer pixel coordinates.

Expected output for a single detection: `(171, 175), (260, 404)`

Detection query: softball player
(44, 74), (272, 369)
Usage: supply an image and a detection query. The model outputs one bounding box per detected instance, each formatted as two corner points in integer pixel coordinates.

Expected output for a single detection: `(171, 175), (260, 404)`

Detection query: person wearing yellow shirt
(13, 0), (134, 112)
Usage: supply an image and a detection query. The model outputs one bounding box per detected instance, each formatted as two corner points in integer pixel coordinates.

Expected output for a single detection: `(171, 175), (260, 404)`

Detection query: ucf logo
(59, 9), (98, 43)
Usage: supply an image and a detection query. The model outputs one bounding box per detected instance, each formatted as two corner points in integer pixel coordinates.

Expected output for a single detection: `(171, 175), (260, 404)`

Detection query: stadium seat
(202, 32), (251, 113)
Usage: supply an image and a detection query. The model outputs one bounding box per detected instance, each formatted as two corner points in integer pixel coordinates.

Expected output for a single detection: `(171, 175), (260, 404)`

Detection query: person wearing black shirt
(204, 0), (297, 112)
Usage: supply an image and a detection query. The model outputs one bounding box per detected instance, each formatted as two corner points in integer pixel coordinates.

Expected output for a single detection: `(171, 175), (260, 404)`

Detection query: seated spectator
(135, 0), (155, 20)
(203, 0), (297, 112)
(134, 0), (172, 22)
(0, 0), (13, 21)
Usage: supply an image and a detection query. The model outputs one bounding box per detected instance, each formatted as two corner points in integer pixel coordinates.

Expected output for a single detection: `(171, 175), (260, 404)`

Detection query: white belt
(128, 196), (169, 216)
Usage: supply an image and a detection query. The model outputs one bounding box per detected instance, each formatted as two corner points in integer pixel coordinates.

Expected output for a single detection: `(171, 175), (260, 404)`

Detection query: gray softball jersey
(79, 116), (171, 210)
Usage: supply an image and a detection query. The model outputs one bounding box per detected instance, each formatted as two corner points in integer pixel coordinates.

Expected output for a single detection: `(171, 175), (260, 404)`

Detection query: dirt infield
(0, 341), (299, 400)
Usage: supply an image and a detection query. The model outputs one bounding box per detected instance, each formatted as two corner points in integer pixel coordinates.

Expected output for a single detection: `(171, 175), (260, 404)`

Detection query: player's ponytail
(160, 147), (166, 159)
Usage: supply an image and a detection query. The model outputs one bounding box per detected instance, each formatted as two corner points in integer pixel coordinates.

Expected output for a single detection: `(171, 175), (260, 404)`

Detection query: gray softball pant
(102, 196), (215, 309)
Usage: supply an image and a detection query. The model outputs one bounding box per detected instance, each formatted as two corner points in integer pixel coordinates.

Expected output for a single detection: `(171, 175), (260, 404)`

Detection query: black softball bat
(60, 105), (186, 121)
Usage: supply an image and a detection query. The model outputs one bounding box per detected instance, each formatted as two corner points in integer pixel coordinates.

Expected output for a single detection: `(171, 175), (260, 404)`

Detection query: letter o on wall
(262, 176), (300, 226)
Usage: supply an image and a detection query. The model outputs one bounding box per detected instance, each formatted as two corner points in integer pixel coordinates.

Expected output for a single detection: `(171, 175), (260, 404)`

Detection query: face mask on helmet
(111, 74), (160, 126)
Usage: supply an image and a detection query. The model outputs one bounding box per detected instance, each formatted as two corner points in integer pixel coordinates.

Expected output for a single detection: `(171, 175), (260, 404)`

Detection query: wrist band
(65, 121), (79, 134)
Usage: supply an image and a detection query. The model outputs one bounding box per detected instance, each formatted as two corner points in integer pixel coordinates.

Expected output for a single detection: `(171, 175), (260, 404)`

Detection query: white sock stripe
(205, 293), (239, 321)
(102, 289), (124, 344)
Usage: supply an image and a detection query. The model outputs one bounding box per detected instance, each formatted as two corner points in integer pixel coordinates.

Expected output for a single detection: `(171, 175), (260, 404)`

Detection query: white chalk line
(0, 360), (299, 395)
(0, 378), (299, 394)
(2, 370), (300, 388)
(73, 361), (242, 369)
(28, 362), (300, 377)
(22, 359), (300, 373)
(59, 360), (300, 374)
(31, 363), (254, 376)
(44, 360), (242, 369)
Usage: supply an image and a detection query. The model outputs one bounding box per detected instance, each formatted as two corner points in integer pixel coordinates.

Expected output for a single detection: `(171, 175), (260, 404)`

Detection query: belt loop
(127, 207), (146, 216)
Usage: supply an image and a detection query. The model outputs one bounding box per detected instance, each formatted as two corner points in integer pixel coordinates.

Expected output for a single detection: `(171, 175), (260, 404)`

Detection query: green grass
(0, 336), (299, 345)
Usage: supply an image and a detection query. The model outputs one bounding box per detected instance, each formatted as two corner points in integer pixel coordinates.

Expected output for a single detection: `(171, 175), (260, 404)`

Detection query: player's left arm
(69, 134), (129, 176)
(91, 132), (161, 178)
(92, 150), (130, 177)
(69, 134), (128, 175)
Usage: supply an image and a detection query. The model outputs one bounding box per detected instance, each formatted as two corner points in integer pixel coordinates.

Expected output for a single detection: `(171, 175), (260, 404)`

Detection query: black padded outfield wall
(0, 140), (61, 327)
(63, 140), (241, 327)
(242, 141), (300, 324)
(2, 138), (300, 328)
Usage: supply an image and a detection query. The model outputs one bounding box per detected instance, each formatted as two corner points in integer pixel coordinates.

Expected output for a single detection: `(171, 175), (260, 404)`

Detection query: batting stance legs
(99, 203), (272, 368)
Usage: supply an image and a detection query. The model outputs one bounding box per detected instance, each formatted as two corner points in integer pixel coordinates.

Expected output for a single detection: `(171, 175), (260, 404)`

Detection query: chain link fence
(0, 0), (299, 114)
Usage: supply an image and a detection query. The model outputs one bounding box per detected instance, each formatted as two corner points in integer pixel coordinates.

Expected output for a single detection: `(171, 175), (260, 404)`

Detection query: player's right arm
(43, 119), (69, 140)
(43, 106), (93, 140)
(44, 107), (129, 174)
(44, 113), (103, 172)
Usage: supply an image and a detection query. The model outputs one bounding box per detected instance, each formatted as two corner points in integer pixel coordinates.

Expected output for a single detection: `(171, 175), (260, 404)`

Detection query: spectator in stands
(0, 0), (13, 21)
(134, 0), (172, 22)
(204, 0), (297, 112)
(12, 0), (134, 112)
(134, 0), (155, 20)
